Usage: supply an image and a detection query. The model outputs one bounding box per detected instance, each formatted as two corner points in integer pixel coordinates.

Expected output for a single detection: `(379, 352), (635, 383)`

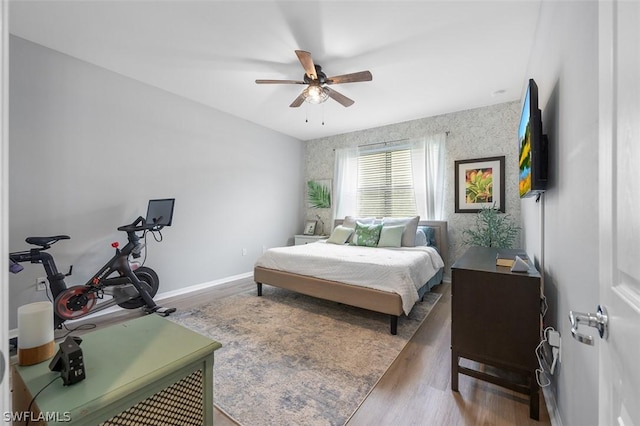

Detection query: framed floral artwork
(454, 156), (505, 213)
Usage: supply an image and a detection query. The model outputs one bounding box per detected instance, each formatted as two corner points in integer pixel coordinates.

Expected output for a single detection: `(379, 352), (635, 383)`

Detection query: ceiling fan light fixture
(256, 50), (370, 108)
(303, 85), (329, 104)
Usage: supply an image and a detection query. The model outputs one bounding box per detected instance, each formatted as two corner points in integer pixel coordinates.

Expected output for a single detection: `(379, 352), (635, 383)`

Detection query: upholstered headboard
(332, 219), (449, 269)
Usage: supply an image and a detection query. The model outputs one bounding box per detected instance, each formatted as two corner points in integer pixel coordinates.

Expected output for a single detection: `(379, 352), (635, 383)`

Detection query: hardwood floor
(347, 282), (550, 425)
(62, 278), (550, 426)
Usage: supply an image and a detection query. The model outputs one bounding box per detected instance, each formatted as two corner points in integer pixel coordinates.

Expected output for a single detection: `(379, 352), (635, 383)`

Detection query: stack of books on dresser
(495, 250), (530, 268)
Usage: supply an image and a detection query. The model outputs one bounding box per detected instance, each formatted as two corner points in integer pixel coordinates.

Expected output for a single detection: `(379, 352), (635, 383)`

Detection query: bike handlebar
(117, 216), (165, 233)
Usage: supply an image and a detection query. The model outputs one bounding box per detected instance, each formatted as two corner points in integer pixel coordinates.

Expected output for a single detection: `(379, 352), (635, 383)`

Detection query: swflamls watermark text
(3, 411), (72, 423)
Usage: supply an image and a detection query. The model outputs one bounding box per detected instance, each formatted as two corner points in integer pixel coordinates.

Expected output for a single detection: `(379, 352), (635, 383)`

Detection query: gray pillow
(382, 216), (420, 247)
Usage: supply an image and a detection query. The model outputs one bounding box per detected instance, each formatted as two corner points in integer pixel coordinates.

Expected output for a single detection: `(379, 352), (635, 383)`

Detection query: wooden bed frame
(254, 220), (449, 334)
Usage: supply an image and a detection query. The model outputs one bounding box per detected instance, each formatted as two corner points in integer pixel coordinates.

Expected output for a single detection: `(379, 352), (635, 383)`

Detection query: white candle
(17, 301), (55, 365)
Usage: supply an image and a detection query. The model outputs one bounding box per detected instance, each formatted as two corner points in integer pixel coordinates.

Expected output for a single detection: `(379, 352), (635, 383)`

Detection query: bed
(254, 218), (448, 334)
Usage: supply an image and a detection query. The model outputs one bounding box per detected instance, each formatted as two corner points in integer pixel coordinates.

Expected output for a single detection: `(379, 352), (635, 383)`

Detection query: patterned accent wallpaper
(303, 101), (521, 273)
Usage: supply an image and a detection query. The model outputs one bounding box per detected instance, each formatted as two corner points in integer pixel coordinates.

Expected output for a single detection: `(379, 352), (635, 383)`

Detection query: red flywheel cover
(54, 285), (97, 320)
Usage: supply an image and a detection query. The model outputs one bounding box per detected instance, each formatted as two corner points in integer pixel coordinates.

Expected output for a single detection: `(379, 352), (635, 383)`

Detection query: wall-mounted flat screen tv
(518, 78), (548, 198)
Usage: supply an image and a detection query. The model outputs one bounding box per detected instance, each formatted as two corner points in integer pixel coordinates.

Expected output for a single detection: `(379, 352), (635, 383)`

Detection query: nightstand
(294, 235), (328, 245)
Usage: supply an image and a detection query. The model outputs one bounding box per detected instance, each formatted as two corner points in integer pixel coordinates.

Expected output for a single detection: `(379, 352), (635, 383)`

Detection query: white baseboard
(542, 384), (563, 426)
(154, 271), (253, 301)
(9, 271), (254, 339)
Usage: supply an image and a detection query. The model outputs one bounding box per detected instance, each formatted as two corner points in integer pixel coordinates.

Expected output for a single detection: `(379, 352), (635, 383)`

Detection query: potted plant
(463, 205), (520, 248)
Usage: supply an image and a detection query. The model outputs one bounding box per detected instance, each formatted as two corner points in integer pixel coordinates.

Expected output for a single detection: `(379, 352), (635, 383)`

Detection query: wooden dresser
(451, 246), (542, 420)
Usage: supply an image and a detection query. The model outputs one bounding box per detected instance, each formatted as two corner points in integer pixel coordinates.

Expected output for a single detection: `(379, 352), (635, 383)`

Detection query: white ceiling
(9, 0), (541, 141)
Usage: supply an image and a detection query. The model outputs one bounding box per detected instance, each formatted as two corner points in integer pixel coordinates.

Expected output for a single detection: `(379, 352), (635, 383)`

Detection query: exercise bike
(9, 199), (176, 329)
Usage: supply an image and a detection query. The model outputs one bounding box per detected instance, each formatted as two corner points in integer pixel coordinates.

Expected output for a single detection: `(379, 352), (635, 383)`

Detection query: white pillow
(342, 216), (376, 229)
(414, 228), (428, 247)
(377, 225), (404, 248)
(326, 225), (354, 245)
(382, 216), (420, 247)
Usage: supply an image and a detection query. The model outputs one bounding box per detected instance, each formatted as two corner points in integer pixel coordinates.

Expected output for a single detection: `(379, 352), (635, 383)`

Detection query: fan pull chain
(302, 103), (327, 125)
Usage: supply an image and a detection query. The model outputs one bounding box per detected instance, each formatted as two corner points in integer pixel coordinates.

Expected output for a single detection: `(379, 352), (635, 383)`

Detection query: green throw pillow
(351, 222), (383, 247)
(326, 225), (354, 245)
(377, 225), (404, 248)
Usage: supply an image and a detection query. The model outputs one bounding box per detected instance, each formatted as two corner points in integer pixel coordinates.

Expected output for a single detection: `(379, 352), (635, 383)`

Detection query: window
(357, 148), (418, 217)
(333, 134), (446, 220)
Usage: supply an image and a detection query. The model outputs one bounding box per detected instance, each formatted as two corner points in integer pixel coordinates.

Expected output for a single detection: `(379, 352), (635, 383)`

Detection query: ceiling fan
(255, 50), (373, 108)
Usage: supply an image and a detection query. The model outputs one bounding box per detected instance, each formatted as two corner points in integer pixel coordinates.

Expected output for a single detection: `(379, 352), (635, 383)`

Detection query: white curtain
(333, 147), (359, 220)
(410, 133), (447, 220)
(334, 133), (446, 220)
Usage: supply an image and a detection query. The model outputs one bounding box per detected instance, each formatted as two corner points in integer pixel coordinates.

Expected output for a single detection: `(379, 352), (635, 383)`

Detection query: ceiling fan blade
(295, 50), (317, 80)
(325, 87), (355, 107)
(326, 71), (373, 84)
(289, 92), (306, 108)
(255, 79), (306, 85)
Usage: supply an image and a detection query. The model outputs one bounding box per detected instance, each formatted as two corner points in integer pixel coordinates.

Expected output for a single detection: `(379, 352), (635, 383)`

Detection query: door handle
(568, 305), (608, 345)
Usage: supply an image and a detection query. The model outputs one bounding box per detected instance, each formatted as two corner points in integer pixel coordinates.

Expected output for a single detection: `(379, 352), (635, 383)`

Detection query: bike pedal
(149, 306), (176, 317)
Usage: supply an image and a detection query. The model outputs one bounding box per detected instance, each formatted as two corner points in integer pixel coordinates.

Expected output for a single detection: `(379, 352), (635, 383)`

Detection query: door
(598, 1), (640, 425)
(0, 0), (9, 416)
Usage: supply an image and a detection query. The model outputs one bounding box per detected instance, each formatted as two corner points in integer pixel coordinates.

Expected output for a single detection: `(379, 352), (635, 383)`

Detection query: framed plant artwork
(307, 179), (332, 209)
(454, 156), (505, 213)
(303, 220), (317, 235)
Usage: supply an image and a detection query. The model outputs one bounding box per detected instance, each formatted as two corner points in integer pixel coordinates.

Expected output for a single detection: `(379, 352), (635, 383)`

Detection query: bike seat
(25, 235), (70, 248)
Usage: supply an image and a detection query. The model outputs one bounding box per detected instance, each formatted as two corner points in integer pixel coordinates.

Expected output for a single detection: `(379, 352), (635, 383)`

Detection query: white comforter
(254, 241), (444, 315)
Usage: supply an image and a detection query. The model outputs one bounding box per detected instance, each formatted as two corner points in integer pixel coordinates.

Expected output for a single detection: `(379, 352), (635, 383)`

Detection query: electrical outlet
(547, 329), (561, 347)
(242, 248), (247, 256)
(36, 277), (47, 292)
(547, 329), (561, 363)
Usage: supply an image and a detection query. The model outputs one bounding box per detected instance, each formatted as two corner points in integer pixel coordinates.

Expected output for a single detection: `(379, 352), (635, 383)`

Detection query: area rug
(169, 286), (441, 426)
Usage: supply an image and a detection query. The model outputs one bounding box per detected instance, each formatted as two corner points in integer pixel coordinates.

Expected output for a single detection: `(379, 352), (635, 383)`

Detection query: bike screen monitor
(146, 198), (175, 227)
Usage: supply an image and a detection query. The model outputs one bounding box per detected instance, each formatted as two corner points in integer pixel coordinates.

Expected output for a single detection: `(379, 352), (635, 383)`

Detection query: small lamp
(315, 214), (325, 236)
(18, 301), (55, 366)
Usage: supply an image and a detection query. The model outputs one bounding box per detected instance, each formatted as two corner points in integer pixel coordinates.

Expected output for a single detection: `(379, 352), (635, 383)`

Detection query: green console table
(12, 314), (222, 425)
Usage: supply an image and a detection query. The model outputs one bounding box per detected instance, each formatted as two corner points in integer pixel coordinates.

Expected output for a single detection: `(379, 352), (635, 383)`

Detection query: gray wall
(303, 101), (521, 275)
(9, 36), (304, 329)
(520, 2), (599, 425)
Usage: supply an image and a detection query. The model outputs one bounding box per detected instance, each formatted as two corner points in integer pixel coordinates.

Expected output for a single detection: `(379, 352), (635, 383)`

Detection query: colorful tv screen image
(518, 88), (532, 197)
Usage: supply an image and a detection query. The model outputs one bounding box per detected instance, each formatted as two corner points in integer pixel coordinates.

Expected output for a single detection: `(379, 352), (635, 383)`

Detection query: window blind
(357, 148), (418, 217)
